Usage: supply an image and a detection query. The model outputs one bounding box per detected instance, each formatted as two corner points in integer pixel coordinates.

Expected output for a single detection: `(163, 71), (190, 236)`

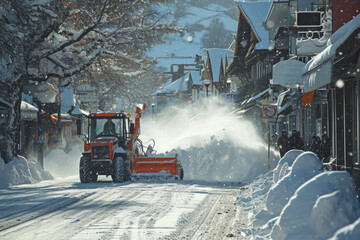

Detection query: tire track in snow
(162, 191), (246, 240)
(0, 191), (95, 232)
(0, 188), (144, 239)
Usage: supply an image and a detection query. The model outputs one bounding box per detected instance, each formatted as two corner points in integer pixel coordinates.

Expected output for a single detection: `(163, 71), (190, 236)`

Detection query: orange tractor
(79, 103), (184, 183)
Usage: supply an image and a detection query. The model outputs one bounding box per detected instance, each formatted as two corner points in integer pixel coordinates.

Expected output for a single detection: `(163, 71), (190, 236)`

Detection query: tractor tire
(91, 171), (98, 182)
(113, 157), (126, 183)
(80, 156), (91, 183)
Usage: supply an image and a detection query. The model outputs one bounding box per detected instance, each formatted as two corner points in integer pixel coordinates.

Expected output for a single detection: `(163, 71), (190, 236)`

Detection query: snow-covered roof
(207, 48), (234, 83)
(236, 1), (271, 50)
(265, 1), (289, 40)
(165, 72), (189, 92)
(188, 70), (202, 86)
(21, 101), (38, 112)
(71, 103), (82, 115)
(152, 73), (190, 95)
(151, 78), (173, 95)
(81, 109), (90, 116)
(303, 13), (360, 92)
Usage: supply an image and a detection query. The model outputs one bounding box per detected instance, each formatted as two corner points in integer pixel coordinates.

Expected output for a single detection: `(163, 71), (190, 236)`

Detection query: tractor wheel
(91, 171), (98, 182)
(80, 156), (91, 183)
(113, 157), (126, 183)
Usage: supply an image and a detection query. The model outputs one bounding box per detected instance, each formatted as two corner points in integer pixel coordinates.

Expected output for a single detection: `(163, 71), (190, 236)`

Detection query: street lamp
(204, 79), (210, 97)
(226, 79), (232, 93)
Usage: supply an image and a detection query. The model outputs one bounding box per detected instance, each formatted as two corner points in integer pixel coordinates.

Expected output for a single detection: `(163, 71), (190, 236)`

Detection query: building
(203, 48), (234, 96)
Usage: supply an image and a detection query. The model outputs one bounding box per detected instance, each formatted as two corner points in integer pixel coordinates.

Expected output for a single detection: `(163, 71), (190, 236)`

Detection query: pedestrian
(320, 134), (331, 162)
(289, 129), (304, 150)
(309, 136), (321, 158)
(277, 130), (290, 158)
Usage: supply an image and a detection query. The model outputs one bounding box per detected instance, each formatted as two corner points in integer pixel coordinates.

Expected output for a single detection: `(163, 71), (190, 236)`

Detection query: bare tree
(0, 0), (182, 160)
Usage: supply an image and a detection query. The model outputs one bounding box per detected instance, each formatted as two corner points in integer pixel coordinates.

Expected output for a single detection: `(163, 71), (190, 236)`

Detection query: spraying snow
(141, 98), (279, 183)
(44, 145), (83, 178)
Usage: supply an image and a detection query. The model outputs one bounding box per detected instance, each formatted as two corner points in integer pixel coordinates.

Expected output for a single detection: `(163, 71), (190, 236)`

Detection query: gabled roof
(236, 1), (271, 49)
(265, 1), (289, 40)
(166, 72), (189, 92)
(207, 48), (234, 83)
(188, 70), (202, 86)
(152, 73), (189, 95)
(21, 101), (38, 112)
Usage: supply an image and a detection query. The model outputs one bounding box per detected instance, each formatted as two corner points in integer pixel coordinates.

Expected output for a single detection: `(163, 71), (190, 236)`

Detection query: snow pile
(237, 150), (360, 239)
(266, 151), (323, 216)
(44, 145), (83, 178)
(142, 98), (279, 182)
(0, 156), (53, 188)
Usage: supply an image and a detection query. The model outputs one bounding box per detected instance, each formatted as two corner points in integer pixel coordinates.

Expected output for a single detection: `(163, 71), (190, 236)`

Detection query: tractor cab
(84, 113), (133, 151)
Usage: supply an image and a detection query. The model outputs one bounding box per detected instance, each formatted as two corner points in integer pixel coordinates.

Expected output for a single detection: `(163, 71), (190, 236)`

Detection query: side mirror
(130, 123), (135, 134)
(82, 134), (88, 142)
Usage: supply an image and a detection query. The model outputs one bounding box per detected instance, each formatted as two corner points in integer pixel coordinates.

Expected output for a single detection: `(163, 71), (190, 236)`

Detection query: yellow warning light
(121, 110), (124, 113)
(89, 110), (93, 113)
(49, 88), (53, 92)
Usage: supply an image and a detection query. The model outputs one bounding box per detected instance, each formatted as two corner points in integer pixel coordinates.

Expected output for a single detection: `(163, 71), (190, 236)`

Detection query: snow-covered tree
(0, 0), (182, 161)
(201, 18), (233, 48)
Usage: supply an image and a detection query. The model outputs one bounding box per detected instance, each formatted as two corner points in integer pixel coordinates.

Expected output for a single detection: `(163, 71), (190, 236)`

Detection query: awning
(273, 60), (305, 88)
(303, 14), (360, 93)
(229, 106), (255, 119)
(277, 89), (300, 116)
(245, 88), (270, 104)
(51, 114), (72, 124)
(303, 58), (332, 93)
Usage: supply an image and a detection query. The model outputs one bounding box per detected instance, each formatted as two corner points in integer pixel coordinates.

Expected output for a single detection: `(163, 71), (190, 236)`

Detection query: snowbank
(44, 145), (83, 178)
(142, 98), (279, 183)
(272, 171), (360, 240)
(0, 156), (53, 188)
(266, 152), (323, 216)
(237, 150), (360, 239)
(331, 217), (360, 240)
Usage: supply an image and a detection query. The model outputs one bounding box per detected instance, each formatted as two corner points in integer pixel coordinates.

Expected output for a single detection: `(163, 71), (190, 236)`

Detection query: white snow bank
(331, 217), (360, 240)
(0, 156), (53, 188)
(266, 152), (323, 216)
(236, 148), (360, 240)
(273, 149), (303, 183)
(272, 171), (360, 240)
(44, 145), (83, 178)
(142, 98), (279, 183)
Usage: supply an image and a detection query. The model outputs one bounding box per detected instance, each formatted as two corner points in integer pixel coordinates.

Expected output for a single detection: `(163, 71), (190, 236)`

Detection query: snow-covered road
(0, 177), (245, 240)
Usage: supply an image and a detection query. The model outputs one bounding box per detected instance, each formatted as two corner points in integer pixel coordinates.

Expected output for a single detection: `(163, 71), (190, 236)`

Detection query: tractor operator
(103, 119), (115, 134)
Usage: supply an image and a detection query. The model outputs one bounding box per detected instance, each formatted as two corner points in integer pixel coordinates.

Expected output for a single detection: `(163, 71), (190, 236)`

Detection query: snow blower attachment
(79, 103), (183, 183)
